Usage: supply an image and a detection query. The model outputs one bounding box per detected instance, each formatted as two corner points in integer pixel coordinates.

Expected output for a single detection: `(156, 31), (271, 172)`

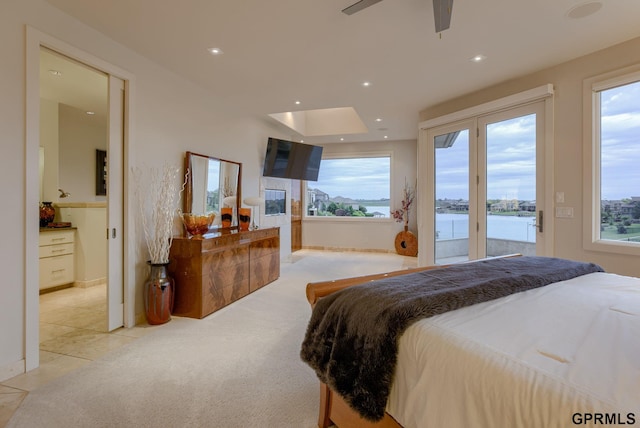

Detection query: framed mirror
(183, 151), (242, 229)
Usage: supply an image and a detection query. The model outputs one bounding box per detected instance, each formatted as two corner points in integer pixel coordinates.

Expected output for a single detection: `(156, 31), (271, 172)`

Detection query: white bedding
(387, 272), (640, 428)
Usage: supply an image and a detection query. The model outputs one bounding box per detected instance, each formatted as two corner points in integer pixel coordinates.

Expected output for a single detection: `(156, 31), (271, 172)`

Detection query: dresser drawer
(39, 230), (74, 246)
(39, 242), (74, 258)
(39, 254), (74, 289)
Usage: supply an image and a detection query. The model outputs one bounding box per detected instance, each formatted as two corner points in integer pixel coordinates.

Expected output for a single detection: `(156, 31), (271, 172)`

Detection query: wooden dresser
(168, 227), (280, 319)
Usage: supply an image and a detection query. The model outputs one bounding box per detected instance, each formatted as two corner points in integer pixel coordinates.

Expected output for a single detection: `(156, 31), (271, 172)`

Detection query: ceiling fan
(342, 0), (453, 33)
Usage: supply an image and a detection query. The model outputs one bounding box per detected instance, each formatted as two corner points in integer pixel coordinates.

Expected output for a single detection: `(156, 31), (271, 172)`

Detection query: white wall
(303, 139), (418, 252)
(58, 205), (107, 284)
(58, 103), (107, 203)
(0, 0), (288, 379)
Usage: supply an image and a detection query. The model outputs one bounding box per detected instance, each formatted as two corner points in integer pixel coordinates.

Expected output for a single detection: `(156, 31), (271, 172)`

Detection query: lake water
(364, 206), (390, 217)
(437, 213), (536, 242)
(365, 208), (536, 242)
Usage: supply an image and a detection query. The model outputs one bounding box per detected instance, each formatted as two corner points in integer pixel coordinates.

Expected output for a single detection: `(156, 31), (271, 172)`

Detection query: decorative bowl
(181, 212), (216, 238)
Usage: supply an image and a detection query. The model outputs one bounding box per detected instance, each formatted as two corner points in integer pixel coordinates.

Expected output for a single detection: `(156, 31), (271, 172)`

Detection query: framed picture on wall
(96, 149), (107, 196)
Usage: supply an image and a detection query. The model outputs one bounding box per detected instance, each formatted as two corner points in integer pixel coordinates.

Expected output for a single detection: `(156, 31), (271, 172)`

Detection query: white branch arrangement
(132, 163), (188, 264)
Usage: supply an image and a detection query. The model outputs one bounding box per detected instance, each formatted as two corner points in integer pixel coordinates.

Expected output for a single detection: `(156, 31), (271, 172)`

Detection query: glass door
(478, 102), (545, 258)
(434, 127), (472, 263)
(423, 101), (547, 265)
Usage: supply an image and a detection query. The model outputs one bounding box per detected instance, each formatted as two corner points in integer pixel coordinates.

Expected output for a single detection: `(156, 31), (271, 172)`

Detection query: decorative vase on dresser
(221, 207), (233, 228)
(144, 262), (174, 325)
(238, 207), (251, 231)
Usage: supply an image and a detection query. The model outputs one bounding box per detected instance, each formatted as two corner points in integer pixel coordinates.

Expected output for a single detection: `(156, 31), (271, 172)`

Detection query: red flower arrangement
(391, 179), (416, 226)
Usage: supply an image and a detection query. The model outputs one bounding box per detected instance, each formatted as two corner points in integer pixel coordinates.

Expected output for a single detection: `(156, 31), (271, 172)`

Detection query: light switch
(556, 192), (565, 203)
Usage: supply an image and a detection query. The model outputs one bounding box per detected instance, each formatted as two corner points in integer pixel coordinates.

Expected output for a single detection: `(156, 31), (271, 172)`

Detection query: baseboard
(302, 246), (395, 254)
(73, 277), (106, 288)
(0, 359), (25, 382)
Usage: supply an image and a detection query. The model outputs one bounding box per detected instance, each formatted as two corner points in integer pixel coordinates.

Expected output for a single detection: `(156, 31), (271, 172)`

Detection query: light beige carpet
(8, 250), (416, 428)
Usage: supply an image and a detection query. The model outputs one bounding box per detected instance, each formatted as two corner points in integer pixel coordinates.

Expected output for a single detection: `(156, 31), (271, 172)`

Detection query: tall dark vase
(144, 262), (174, 325)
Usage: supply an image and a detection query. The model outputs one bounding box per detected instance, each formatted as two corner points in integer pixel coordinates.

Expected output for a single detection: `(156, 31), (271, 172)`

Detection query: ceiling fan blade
(342, 0), (384, 15)
(433, 0), (453, 32)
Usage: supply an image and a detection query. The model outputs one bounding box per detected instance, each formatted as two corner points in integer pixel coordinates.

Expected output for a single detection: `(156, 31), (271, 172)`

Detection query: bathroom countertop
(39, 226), (77, 232)
(54, 202), (106, 208)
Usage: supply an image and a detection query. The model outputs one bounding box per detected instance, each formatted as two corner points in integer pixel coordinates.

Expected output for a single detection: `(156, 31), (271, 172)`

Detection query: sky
(312, 80), (639, 202)
(312, 157), (390, 200)
(436, 115), (537, 201)
(600, 80), (640, 200)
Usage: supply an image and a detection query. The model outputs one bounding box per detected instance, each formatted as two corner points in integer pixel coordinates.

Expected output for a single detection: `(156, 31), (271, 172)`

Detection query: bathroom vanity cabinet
(168, 227), (280, 319)
(39, 228), (75, 290)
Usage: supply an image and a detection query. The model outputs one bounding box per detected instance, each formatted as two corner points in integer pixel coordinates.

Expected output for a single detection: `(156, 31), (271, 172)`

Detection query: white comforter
(387, 272), (640, 428)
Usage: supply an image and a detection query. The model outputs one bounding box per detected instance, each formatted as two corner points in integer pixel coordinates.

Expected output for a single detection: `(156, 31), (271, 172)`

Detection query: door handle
(536, 210), (543, 233)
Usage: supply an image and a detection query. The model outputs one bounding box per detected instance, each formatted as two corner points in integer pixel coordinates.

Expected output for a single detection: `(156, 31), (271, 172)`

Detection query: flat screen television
(262, 137), (323, 181)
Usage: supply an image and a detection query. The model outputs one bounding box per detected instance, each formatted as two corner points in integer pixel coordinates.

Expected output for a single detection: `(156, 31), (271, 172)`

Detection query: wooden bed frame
(304, 255), (521, 428)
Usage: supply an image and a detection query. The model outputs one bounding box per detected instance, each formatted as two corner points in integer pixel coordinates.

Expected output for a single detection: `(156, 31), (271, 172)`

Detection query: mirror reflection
(184, 151), (241, 229)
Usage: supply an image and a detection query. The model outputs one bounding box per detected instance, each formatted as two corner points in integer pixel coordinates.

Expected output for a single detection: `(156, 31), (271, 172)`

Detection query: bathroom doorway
(39, 47), (111, 349)
(26, 28), (131, 371)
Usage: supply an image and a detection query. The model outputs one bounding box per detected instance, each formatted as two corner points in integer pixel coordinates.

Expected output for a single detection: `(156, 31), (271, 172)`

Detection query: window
(265, 189), (286, 215)
(584, 67), (640, 254)
(306, 155), (391, 219)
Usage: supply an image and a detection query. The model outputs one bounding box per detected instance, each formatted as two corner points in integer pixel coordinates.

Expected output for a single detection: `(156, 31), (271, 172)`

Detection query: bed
(300, 255), (640, 428)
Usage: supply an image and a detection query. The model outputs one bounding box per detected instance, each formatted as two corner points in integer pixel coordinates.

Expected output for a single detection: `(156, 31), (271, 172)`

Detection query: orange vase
(221, 207), (233, 228)
(238, 207), (251, 231)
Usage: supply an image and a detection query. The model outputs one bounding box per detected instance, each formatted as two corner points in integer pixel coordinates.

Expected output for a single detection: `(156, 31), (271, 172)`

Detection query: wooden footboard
(317, 382), (402, 428)
(305, 254), (522, 428)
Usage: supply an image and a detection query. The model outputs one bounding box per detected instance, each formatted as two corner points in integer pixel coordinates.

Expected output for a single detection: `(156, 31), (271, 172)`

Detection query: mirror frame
(183, 151), (242, 230)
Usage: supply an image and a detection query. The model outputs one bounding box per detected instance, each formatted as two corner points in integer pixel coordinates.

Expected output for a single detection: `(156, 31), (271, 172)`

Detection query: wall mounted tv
(262, 137), (323, 181)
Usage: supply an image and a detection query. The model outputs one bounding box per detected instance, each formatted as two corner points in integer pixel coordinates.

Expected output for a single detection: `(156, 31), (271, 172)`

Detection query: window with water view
(306, 156), (391, 218)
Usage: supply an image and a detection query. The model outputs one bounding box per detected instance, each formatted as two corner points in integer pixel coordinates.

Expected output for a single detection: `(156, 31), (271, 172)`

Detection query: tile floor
(0, 284), (159, 427)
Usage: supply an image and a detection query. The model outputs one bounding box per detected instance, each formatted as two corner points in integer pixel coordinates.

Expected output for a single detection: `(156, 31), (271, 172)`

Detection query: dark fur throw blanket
(300, 256), (604, 421)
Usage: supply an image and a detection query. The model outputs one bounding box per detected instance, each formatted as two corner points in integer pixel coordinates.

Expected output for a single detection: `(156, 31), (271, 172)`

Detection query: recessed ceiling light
(86, 111), (95, 115)
(375, 118), (382, 122)
(470, 54), (486, 63)
(340, 137), (345, 141)
(567, 2), (603, 19)
(48, 69), (62, 76)
(295, 101), (301, 105)
(384, 136), (388, 139)
(207, 47), (224, 55)
(300, 139), (304, 142)
(362, 81), (371, 87)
